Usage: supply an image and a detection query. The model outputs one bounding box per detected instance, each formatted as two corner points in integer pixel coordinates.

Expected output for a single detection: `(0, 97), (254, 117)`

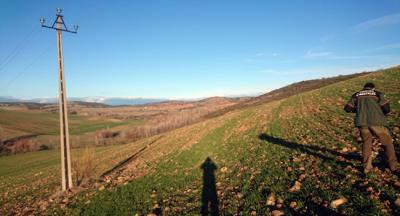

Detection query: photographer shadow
(200, 157), (219, 216)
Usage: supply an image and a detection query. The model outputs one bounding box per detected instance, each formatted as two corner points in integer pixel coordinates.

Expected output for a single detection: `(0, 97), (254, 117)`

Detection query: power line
(0, 25), (39, 73)
(0, 45), (51, 93)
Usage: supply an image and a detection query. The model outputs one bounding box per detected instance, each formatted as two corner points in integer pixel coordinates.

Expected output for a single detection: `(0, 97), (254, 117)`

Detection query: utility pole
(40, 8), (78, 191)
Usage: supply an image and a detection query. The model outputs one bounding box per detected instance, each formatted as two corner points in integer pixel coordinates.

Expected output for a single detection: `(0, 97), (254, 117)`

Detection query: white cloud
(353, 13), (400, 31)
(304, 50), (378, 60)
(244, 52), (280, 62)
(329, 55), (373, 60)
(320, 34), (335, 43)
(366, 43), (400, 52)
(305, 50), (332, 57)
(256, 63), (399, 78)
(256, 69), (277, 74)
(244, 58), (257, 62)
(169, 87), (269, 100)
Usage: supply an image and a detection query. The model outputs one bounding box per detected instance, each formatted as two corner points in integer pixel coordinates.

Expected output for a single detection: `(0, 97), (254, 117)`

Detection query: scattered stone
(61, 198), (69, 204)
(220, 167), (228, 173)
(251, 210), (257, 216)
(266, 193), (276, 206)
(99, 186), (105, 191)
(330, 197), (348, 209)
(289, 181), (301, 192)
(395, 197), (400, 208)
(292, 157), (301, 163)
(290, 201), (297, 208)
(298, 174), (306, 181)
(271, 210), (284, 216)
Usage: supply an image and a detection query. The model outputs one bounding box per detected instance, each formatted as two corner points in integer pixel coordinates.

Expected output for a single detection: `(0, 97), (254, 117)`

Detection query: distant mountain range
(0, 96), (168, 106)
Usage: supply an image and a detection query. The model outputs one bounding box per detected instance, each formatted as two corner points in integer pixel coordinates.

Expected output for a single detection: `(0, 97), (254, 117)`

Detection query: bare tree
(0, 126), (3, 146)
(0, 126), (3, 152)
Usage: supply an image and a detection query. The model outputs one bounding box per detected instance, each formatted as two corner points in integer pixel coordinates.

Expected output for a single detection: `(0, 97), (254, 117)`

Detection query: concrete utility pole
(40, 8), (78, 191)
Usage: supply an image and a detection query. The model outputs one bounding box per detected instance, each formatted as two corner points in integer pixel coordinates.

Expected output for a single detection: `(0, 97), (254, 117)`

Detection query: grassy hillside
(0, 141), (156, 214)
(1, 67), (399, 215)
(206, 71), (370, 119)
(40, 67), (399, 215)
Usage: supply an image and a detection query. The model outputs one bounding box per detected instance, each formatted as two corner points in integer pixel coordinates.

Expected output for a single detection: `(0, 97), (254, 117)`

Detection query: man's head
(363, 82), (375, 90)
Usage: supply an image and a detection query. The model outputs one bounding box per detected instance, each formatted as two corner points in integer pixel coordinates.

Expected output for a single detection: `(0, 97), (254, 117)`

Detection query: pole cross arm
(41, 24), (78, 34)
(40, 12), (78, 34)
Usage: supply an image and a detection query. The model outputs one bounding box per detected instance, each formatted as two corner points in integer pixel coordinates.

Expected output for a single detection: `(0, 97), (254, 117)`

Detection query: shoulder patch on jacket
(356, 90), (377, 97)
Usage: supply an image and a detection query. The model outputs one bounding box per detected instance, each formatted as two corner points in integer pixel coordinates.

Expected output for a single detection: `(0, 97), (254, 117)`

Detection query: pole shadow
(258, 133), (361, 168)
(200, 157), (219, 216)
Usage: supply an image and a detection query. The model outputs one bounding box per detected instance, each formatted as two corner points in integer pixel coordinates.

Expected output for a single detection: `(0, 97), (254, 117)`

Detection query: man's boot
(364, 156), (373, 174)
(389, 161), (399, 172)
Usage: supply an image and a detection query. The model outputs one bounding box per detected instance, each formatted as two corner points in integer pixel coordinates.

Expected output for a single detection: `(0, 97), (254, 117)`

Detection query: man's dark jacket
(344, 88), (390, 127)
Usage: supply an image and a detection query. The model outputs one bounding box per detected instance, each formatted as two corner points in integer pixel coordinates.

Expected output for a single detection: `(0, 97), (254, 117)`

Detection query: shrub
(38, 144), (50, 151)
(94, 130), (120, 145)
(72, 145), (97, 186)
(11, 139), (38, 154)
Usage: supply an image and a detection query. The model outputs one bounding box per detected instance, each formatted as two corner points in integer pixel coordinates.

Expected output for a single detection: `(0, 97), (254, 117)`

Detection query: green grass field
(1, 67), (399, 215)
(0, 109), (133, 139)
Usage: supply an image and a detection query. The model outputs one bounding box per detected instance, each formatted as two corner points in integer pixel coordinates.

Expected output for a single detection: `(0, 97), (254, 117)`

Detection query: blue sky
(1, 0), (400, 99)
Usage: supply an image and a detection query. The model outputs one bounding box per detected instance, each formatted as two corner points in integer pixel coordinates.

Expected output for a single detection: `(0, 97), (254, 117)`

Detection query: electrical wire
(0, 25), (39, 73)
(0, 45), (51, 93)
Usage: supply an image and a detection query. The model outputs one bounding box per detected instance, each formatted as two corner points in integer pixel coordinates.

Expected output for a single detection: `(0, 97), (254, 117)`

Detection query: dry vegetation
(72, 145), (97, 186)
(123, 101), (237, 142)
(0, 97), (241, 154)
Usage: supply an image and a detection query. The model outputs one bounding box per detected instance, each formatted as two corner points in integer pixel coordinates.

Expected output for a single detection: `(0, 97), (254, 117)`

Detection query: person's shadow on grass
(258, 133), (361, 168)
(200, 157), (219, 216)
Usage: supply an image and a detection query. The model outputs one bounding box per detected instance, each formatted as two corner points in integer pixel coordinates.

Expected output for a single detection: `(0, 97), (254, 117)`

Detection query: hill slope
(1, 67), (399, 215)
(41, 67), (400, 215)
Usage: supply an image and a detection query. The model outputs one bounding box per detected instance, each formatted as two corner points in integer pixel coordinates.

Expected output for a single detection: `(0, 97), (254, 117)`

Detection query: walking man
(344, 82), (398, 174)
